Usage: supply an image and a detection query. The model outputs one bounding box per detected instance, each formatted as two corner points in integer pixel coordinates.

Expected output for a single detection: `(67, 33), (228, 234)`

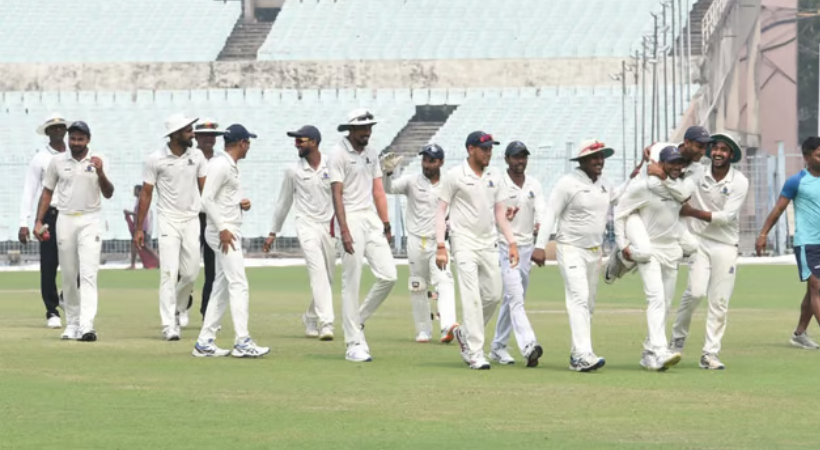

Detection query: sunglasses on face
(295, 137), (312, 144)
(353, 112), (374, 122)
(196, 122), (219, 130)
(479, 134), (495, 143)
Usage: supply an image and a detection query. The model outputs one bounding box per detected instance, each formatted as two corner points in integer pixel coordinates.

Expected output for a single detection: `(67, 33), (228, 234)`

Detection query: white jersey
(143, 145), (208, 222)
(438, 160), (502, 252)
(497, 171), (546, 247)
(686, 166), (749, 245)
(328, 138), (381, 213)
(385, 172), (440, 239)
(42, 150), (106, 214)
(19, 144), (62, 226)
(201, 152), (243, 231)
(614, 177), (688, 248)
(271, 154), (334, 234)
(536, 168), (625, 249)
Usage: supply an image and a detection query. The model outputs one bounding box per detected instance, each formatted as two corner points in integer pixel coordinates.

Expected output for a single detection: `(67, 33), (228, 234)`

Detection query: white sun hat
(337, 108), (378, 132)
(194, 118), (224, 135)
(569, 139), (615, 161)
(36, 112), (70, 135)
(164, 113), (198, 137)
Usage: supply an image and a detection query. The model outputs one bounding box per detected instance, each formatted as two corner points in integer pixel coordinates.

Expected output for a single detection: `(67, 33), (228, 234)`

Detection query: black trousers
(40, 207), (60, 319)
(186, 213), (215, 317)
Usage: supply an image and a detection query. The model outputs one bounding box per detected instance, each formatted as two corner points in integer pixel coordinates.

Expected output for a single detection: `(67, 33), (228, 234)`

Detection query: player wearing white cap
(436, 131), (519, 370)
(19, 113), (69, 328)
(670, 133), (749, 370)
(193, 124), (270, 358)
(136, 113), (207, 341)
(34, 121), (114, 342)
(330, 109), (397, 363)
(531, 140), (631, 372)
(489, 141), (544, 367)
(614, 145), (697, 371)
(264, 125), (336, 341)
(381, 144), (457, 344)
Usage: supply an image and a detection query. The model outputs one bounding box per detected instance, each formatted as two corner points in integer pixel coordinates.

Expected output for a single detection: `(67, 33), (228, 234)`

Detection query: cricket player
(436, 131), (519, 370)
(19, 113), (69, 328)
(382, 144), (457, 343)
(330, 109), (397, 363)
(615, 146), (696, 371)
(670, 133), (749, 370)
(264, 125), (336, 341)
(489, 141), (544, 368)
(191, 118), (223, 319)
(34, 121), (114, 342)
(193, 124), (270, 358)
(756, 136), (820, 351)
(136, 113), (207, 341)
(531, 140), (630, 372)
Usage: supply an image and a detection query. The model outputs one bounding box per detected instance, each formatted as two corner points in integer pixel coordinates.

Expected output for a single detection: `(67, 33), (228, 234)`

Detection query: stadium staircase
(383, 105), (457, 167)
(678, 0), (714, 56)
(217, 14), (278, 61)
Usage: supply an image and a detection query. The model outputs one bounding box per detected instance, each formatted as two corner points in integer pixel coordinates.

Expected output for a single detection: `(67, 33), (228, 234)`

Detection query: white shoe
(489, 347), (516, 365)
(177, 309), (189, 328)
(657, 351), (682, 371)
(415, 331), (432, 343)
(699, 353), (725, 370)
(440, 323), (458, 343)
(569, 353), (606, 372)
(790, 331), (820, 350)
(302, 314), (319, 338)
(345, 343), (372, 362)
(192, 339), (231, 357)
(523, 343), (543, 368)
(454, 326), (470, 365)
(60, 325), (80, 340)
(469, 354), (491, 370)
(318, 323), (334, 341)
(231, 337), (271, 358)
(162, 327), (180, 342)
(47, 316), (62, 329)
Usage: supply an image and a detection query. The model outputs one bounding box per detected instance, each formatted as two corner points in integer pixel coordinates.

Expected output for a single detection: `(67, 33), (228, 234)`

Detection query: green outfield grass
(0, 264), (817, 449)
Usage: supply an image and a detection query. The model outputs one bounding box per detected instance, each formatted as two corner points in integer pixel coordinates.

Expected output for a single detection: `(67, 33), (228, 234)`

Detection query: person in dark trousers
(18, 113), (69, 329)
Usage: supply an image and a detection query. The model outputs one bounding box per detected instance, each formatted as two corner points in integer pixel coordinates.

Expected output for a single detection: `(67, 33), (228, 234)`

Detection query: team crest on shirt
(365, 157), (371, 164)
(188, 158), (194, 165)
(86, 165), (94, 172)
(601, 185), (607, 193)
(528, 191), (534, 198)
(322, 171), (329, 179)
(721, 186), (730, 195)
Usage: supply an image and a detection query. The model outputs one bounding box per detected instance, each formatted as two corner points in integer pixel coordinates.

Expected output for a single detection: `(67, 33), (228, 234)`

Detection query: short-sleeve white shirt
(143, 145), (207, 222)
(43, 150), (106, 214)
(438, 160), (502, 251)
(328, 138), (381, 213)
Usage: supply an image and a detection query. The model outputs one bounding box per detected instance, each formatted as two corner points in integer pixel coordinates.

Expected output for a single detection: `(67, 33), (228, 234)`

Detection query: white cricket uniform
(20, 144), (61, 227)
(491, 171), (545, 356)
(329, 138), (397, 346)
(198, 152), (251, 344)
(614, 177), (692, 355)
(672, 166), (749, 355)
(43, 151), (107, 334)
(438, 160), (504, 359)
(143, 146), (208, 331)
(271, 155), (336, 327)
(536, 168), (626, 358)
(385, 172), (456, 335)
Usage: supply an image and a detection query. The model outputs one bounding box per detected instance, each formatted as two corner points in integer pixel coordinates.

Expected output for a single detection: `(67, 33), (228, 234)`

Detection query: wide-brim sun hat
(194, 118), (224, 135)
(338, 108), (378, 132)
(164, 113), (198, 137)
(36, 112), (70, 135)
(708, 132), (742, 163)
(569, 139), (615, 161)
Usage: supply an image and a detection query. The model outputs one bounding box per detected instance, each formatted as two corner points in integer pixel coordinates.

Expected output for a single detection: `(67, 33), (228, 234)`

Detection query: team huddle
(19, 109), (820, 370)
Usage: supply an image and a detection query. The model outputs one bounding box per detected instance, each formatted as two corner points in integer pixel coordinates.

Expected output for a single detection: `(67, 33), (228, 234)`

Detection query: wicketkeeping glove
(380, 152), (405, 174)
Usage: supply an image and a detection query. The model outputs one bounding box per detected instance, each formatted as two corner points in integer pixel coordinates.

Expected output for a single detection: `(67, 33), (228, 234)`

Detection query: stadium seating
(1, 86), (686, 241)
(0, 0), (240, 63)
(258, 0), (661, 60)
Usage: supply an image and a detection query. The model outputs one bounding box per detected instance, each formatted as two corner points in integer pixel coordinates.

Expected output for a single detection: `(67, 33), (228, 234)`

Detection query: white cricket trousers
(556, 243), (601, 358)
(637, 244), (681, 354)
(297, 217), (336, 327)
(57, 212), (101, 333)
(157, 216), (200, 329)
(452, 245), (502, 359)
(492, 242), (537, 355)
(406, 234), (456, 335)
(198, 226), (250, 343)
(341, 210), (397, 345)
(672, 237), (738, 355)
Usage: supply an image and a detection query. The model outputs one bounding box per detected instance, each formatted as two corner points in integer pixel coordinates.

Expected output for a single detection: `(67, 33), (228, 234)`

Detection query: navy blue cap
(465, 131), (499, 149)
(659, 145), (685, 163)
(505, 140), (529, 156)
(419, 143), (445, 160)
(287, 125), (321, 144)
(223, 124), (257, 144)
(684, 126), (714, 144)
(67, 120), (91, 137)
